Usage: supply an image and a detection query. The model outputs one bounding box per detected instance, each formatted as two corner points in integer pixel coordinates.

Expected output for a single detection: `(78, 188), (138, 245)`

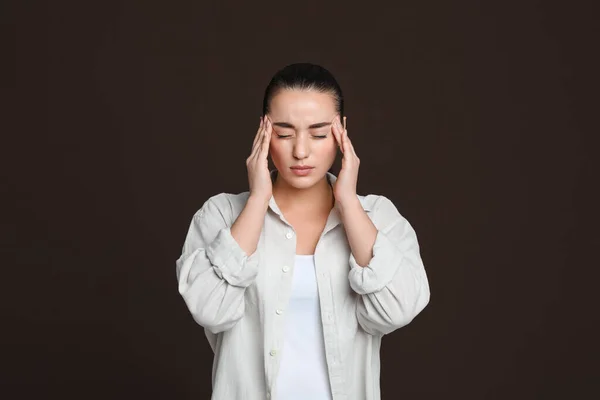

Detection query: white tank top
(274, 254), (333, 400)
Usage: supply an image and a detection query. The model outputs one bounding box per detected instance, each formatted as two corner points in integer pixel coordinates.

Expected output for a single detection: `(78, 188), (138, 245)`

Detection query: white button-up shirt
(176, 171), (431, 400)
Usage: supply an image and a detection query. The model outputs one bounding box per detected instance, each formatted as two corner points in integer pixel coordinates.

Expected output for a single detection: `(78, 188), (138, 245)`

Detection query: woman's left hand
(331, 116), (360, 206)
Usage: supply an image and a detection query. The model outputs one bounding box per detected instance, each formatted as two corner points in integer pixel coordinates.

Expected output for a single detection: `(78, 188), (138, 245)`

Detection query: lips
(290, 166), (314, 170)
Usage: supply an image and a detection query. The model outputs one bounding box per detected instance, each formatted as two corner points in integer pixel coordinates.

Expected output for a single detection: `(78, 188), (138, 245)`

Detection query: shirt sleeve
(175, 194), (260, 334)
(347, 195), (430, 335)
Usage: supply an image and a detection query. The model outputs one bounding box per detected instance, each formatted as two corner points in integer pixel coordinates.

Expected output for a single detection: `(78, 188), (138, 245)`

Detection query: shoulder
(357, 193), (395, 214)
(192, 191), (251, 224)
(357, 193), (410, 225)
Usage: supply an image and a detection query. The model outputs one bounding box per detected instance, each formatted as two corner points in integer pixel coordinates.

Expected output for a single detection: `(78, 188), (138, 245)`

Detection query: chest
(286, 214), (329, 255)
(244, 213), (353, 312)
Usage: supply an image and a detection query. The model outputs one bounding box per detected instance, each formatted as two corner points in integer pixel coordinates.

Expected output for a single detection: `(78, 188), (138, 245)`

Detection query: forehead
(269, 89), (336, 122)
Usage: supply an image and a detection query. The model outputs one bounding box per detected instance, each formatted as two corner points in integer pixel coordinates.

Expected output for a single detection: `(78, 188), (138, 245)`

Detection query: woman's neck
(272, 174), (334, 216)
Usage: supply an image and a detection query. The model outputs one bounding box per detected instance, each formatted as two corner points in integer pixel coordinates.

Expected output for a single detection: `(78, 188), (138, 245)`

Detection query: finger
(252, 117), (270, 162)
(339, 126), (351, 157)
(337, 121), (346, 154)
(252, 117), (264, 148)
(340, 127), (348, 156)
(343, 129), (358, 158)
(343, 116), (347, 130)
(259, 117), (272, 158)
(331, 117), (344, 153)
(250, 120), (264, 157)
(250, 117), (266, 157)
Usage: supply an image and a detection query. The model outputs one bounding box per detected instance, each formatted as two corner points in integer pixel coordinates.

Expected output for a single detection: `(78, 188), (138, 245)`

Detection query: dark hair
(262, 63), (344, 123)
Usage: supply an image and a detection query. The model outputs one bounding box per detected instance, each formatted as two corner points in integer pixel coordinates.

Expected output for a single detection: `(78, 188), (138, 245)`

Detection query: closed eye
(276, 134), (328, 139)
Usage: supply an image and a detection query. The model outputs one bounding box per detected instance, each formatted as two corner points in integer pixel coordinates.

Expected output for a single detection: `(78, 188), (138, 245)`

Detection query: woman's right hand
(246, 115), (273, 202)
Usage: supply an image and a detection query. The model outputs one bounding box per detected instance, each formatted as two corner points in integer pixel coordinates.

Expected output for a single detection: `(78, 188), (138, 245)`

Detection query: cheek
(269, 140), (284, 157)
(315, 139), (338, 159)
(268, 140), (288, 165)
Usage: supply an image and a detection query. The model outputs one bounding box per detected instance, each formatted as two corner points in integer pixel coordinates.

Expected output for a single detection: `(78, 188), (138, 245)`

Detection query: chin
(279, 168), (325, 189)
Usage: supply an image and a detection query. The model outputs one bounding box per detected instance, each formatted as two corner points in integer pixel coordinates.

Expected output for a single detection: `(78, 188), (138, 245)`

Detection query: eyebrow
(272, 121), (332, 129)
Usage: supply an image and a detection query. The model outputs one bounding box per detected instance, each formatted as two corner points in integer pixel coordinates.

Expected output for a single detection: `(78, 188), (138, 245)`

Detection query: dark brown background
(3, 0), (599, 399)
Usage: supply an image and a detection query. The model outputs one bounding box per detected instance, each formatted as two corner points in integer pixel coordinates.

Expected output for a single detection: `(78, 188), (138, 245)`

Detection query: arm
(341, 195), (431, 336)
(175, 194), (268, 334)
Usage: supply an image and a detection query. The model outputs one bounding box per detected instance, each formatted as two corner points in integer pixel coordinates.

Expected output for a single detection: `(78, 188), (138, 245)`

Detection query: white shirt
(275, 254), (333, 400)
(176, 171), (431, 400)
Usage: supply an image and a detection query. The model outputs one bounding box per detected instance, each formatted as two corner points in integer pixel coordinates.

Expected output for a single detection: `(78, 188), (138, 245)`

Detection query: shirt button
(276, 309), (283, 315)
(282, 265), (290, 273)
(285, 231), (293, 239)
(270, 349), (277, 356)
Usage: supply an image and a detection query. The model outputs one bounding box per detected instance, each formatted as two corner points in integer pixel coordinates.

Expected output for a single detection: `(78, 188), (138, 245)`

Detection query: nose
(292, 136), (310, 160)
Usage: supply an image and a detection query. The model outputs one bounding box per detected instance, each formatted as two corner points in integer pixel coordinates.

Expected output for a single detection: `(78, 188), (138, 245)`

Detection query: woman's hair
(262, 63), (344, 123)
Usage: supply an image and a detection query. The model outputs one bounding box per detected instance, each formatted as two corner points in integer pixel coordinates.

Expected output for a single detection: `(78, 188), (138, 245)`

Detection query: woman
(176, 63), (430, 400)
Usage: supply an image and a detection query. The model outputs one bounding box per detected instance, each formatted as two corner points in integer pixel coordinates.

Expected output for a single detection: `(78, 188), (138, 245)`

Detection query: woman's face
(267, 89), (339, 190)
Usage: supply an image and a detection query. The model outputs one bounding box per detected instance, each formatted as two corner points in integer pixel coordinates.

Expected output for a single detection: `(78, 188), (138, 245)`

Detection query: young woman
(176, 63), (431, 400)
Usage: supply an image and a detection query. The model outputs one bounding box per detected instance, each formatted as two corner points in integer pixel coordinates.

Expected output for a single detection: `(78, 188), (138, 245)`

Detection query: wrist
(335, 195), (361, 214)
(247, 194), (271, 210)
